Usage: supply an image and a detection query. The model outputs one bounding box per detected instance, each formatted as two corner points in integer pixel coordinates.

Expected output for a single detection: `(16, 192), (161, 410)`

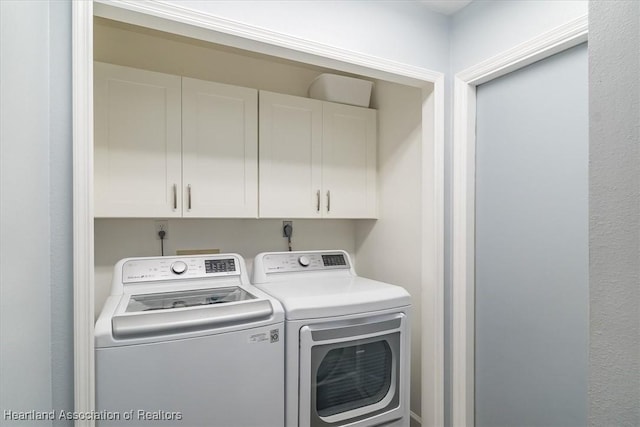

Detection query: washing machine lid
(125, 286), (255, 312)
(111, 286), (275, 340)
(256, 276), (410, 320)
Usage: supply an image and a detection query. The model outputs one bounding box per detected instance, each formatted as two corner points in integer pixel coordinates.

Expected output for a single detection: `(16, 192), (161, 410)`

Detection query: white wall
(588, 1), (640, 425)
(355, 80), (425, 421)
(0, 1), (74, 425)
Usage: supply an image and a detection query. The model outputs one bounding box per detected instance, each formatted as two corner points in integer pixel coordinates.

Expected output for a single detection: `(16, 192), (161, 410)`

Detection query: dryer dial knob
(298, 256), (310, 267)
(171, 261), (188, 274)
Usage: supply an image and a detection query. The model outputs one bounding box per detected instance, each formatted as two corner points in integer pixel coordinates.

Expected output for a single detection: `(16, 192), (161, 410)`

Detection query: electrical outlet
(155, 220), (169, 240)
(282, 221), (293, 237)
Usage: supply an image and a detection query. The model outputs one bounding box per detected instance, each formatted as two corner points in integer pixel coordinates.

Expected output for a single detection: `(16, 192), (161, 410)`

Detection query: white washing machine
(252, 250), (411, 427)
(95, 254), (285, 427)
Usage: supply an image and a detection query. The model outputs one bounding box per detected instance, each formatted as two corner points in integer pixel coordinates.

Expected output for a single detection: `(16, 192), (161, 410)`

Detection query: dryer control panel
(261, 251), (351, 274)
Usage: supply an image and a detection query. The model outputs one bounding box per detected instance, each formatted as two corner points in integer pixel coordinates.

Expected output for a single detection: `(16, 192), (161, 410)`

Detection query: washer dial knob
(298, 256), (310, 267)
(171, 261), (188, 274)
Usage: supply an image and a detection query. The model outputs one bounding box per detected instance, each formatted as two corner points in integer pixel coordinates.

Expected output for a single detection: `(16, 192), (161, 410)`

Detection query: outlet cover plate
(154, 220), (169, 240)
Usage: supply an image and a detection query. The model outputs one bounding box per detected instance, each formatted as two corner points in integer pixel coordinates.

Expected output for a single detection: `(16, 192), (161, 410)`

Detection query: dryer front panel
(299, 313), (408, 427)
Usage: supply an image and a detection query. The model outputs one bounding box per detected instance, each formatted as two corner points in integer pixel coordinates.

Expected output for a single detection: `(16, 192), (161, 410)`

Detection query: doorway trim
(73, 1), (445, 426)
(72, 1), (95, 422)
(451, 15), (588, 427)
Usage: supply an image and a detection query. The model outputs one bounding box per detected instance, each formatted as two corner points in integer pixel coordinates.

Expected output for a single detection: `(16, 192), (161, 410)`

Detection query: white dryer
(95, 254), (284, 427)
(252, 250), (411, 427)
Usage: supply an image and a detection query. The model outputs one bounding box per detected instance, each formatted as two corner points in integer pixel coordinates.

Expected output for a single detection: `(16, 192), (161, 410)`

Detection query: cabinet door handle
(172, 184), (177, 210)
(316, 190), (321, 213)
(327, 190), (331, 213)
(187, 184), (192, 211)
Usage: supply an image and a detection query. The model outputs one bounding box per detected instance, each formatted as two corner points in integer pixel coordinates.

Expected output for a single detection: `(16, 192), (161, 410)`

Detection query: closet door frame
(451, 15), (588, 427)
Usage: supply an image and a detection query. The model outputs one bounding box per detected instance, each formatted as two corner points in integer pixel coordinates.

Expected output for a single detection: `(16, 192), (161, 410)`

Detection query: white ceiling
(419, 0), (473, 15)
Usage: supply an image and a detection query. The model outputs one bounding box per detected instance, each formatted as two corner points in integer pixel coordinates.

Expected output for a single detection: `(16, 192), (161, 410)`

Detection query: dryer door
(299, 312), (408, 427)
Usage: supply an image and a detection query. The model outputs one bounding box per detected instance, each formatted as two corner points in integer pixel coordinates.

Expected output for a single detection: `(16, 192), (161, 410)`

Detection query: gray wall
(0, 1), (73, 426)
(48, 2), (75, 423)
(589, 1), (640, 426)
(474, 44), (588, 427)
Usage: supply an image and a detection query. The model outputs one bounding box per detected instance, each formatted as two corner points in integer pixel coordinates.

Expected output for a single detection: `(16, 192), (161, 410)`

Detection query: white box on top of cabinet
(259, 91), (377, 219)
(94, 62), (258, 218)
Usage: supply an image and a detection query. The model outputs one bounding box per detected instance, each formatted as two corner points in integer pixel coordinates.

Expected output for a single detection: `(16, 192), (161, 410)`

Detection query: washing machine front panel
(96, 322), (284, 427)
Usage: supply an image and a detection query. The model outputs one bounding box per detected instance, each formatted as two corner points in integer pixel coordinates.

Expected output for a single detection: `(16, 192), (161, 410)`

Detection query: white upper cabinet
(94, 62), (182, 217)
(94, 63), (258, 218)
(259, 91), (323, 218)
(322, 102), (377, 218)
(259, 91), (377, 219)
(182, 78), (258, 218)
(95, 63), (375, 219)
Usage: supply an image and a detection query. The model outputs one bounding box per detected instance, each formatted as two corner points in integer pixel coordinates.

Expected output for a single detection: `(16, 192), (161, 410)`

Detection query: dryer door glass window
(309, 332), (400, 425)
(316, 340), (392, 416)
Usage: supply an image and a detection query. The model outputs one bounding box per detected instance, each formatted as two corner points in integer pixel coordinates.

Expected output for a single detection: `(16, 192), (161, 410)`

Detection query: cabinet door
(94, 62), (182, 217)
(322, 103), (377, 218)
(259, 91), (323, 218)
(182, 78), (258, 218)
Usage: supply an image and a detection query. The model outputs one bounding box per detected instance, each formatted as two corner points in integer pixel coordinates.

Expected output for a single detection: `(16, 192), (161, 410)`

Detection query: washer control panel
(122, 256), (239, 284)
(262, 252), (350, 274)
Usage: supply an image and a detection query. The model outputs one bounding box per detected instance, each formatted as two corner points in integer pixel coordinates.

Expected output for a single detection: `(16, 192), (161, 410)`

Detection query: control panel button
(171, 261), (188, 274)
(298, 256), (311, 267)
